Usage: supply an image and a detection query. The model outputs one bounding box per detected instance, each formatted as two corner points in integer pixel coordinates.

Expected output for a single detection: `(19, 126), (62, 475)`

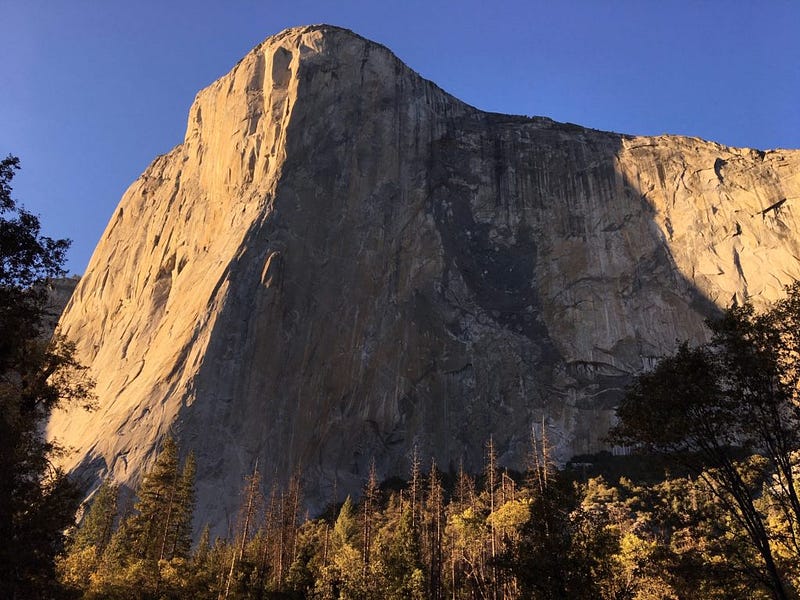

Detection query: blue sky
(2, 1), (799, 274)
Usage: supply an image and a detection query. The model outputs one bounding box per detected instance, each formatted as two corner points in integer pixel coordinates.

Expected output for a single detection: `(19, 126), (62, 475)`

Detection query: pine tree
(57, 479), (120, 595)
(186, 524), (218, 598)
(89, 436), (197, 597)
(128, 436), (181, 562)
(170, 451), (196, 560)
(382, 507), (425, 599)
(73, 479), (120, 555)
(316, 496), (360, 598)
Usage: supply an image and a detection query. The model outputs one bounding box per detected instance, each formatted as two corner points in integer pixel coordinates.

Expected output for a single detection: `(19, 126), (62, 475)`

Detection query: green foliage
(331, 495), (358, 549)
(286, 520), (328, 596)
(58, 480), (120, 594)
(57, 449), (800, 600)
(74, 479), (120, 554)
(126, 436), (185, 561)
(66, 436), (197, 599)
(378, 508), (425, 599)
(504, 475), (593, 599)
(611, 287), (800, 599)
(0, 154), (92, 599)
(173, 452), (197, 560)
(313, 496), (366, 599)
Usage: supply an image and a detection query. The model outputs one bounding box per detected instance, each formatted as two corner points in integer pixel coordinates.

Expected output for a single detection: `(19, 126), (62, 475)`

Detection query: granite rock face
(42, 277), (79, 334)
(47, 25), (800, 534)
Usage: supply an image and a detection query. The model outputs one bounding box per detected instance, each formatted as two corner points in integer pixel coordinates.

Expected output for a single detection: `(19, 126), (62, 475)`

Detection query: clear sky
(2, 1), (798, 274)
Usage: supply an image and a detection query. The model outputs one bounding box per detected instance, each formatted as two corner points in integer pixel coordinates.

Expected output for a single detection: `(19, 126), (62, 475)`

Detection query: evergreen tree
(314, 496), (362, 598)
(128, 436), (182, 562)
(87, 436), (196, 598)
(171, 452), (196, 560)
(73, 479), (120, 554)
(286, 520), (328, 597)
(57, 479), (120, 594)
(505, 471), (593, 600)
(185, 523), (219, 598)
(381, 507), (425, 599)
(424, 459), (444, 600)
(331, 495), (359, 549)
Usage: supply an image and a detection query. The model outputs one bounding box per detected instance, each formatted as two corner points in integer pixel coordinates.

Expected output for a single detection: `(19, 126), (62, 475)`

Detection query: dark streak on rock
(761, 198), (787, 216)
(714, 158), (727, 183)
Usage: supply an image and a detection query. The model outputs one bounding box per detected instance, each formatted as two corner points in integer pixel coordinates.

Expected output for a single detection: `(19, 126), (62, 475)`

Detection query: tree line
(54, 395), (800, 600)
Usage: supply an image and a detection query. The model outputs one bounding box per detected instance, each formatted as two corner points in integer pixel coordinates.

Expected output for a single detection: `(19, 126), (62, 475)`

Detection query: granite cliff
(47, 25), (800, 534)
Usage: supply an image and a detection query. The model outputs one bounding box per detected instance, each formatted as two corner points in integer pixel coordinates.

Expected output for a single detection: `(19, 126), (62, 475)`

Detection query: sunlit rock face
(47, 25), (800, 534)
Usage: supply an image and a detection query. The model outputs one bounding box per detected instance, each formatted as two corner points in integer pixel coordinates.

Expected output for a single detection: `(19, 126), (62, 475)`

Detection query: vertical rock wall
(47, 25), (800, 534)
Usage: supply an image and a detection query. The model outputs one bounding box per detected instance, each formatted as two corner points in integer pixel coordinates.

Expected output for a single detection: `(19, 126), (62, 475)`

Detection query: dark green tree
(88, 436), (196, 598)
(286, 520), (328, 598)
(332, 495), (359, 549)
(0, 154), (92, 599)
(502, 472), (596, 600)
(610, 288), (800, 600)
(171, 451), (197, 560)
(380, 507), (425, 599)
(57, 479), (119, 594)
(185, 524), (217, 597)
(124, 436), (196, 564)
(73, 479), (120, 555)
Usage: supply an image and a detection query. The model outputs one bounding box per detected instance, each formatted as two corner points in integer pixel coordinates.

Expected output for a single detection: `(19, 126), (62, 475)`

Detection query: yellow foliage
(448, 507), (486, 548)
(618, 531), (657, 565)
(159, 557), (190, 590)
(56, 545), (98, 590)
(487, 499), (531, 531)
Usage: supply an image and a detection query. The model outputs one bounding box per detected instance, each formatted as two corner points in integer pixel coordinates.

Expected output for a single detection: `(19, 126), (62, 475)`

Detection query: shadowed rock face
(47, 25), (800, 534)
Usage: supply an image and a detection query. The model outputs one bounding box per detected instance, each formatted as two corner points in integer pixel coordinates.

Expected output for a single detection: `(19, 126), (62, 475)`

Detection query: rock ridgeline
(47, 25), (800, 534)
